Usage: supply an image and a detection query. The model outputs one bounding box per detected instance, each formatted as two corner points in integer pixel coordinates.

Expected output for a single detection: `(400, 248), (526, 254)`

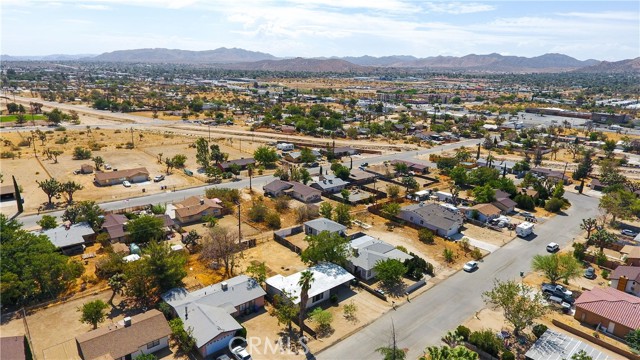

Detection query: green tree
(37, 215), (57, 229)
(418, 229), (435, 244)
(319, 202), (333, 219)
(309, 307), (333, 334)
(569, 349), (593, 360)
(331, 163), (351, 180)
(422, 345), (478, 360)
(449, 166), (468, 186)
(334, 203), (351, 226)
(146, 241), (187, 292)
(301, 231), (350, 266)
(194, 137), (210, 168)
(599, 189), (640, 223)
(382, 202), (401, 219)
(126, 215), (165, 244)
(552, 181), (565, 199)
(92, 156), (104, 170)
(124, 259), (157, 308)
(376, 347), (406, 360)
(473, 184), (495, 203)
(300, 167), (312, 185)
(168, 318), (196, 354)
(72, 146), (92, 160)
(298, 270), (314, 337)
(626, 328), (640, 352)
(108, 273), (126, 305)
(572, 150), (593, 180)
(387, 185), (400, 199)
(209, 144), (228, 164)
(170, 154), (187, 168)
(78, 300), (109, 329)
(270, 293), (299, 333)
(37, 178), (61, 206)
(558, 253), (583, 284)
(374, 259), (407, 288)
(340, 188), (350, 203)
(201, 226), (240, 277)
(61, 180), (84, 204)
(588, 229), (616, 253)
(532, 253), (581, 284)
(182, 230), (201, 251)
(134, 354), (158, 360)
(45, 108), (66, 124)
(254, 146), (279, 167)
(248, 201), (268, 222)
(482, 279), (547, 336)
(402, 176), (419, 192)
(299, 147), (316, 164)
(545, 198), (564, 213)
(580, 218), (598, 239)
(62, 201), (104, 230)
(246, 262), (267, 285)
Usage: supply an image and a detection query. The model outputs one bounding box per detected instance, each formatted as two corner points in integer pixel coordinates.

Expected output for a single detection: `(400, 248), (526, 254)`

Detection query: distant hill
(219, 57), (366, 72)
(379, 53), (601, 72)
(336, 55), (418, 67)
(0, 54), (96, 61)
(90, 47), (277, 63)
(575, 57), (640, 73)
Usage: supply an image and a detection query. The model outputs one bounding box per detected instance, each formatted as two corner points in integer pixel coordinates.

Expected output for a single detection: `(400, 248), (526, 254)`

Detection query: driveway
(317, 192), (599, 360)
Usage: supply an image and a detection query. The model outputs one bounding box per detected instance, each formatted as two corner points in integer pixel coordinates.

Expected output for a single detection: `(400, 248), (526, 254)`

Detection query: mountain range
(2, 47), (639, 73)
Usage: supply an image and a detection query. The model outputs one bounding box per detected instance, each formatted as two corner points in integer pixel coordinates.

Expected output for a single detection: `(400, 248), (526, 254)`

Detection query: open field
(0, 114), (46, 122)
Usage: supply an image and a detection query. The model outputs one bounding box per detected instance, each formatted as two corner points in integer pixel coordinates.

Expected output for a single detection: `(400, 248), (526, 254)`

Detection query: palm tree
(298, 270), (314, 337)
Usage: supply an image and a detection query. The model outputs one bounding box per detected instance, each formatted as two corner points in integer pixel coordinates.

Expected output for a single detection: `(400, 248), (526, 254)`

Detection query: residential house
(304, 217), (347, 237)
(621, 245), (640, 266)
(330, 146), (359, 157)
(217, 158), (256, 172)
(0, 336), (26, 360)
(574, 286), (640, 338)
(94, 167), (150, 186)
(389, 160), (429, 174)
(281, 125), (296, 134)
(398, 203), (464, 237)
(610, 266), (640, 296)
(41, 222), (95, 255)
(173, 196), (223, 224)
(531, 167), (570, 185)
(347, 235), (412, 280)
(311, 175), (349, 194)
(101, 213), (128, 242)
(414, 131), (436, 141)
(589, 178), (605, 191)
(284, 150), (321, 163)
(466, 203), (502, 222)
(266, 263), (355, 309)
(162, 275), (266, 357)
(492, 189), (517, 214)
(518, 187), (539, 200)
(348, 169), (377, 185)
(76, 310), (171, 360)
(262, 179), (321, 203)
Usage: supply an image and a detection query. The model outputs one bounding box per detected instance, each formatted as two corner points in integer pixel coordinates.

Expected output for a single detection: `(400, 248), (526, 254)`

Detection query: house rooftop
(610, 265), (640, 282)
(94, 167), (149, 182)
(402, 203), (464, 231)
(525, 329), (610, 360)
(349, 235), (412, 271)
(174, 196), (222, 218)
(575, 286), (640, 331)
(312, 175), (349, 190)
(266, 263), (354, 304)
(76, 310), (171, 360)
(41, 222), (94, 249)
(304, 217), (347, 234)
(0, 336), (25, 360)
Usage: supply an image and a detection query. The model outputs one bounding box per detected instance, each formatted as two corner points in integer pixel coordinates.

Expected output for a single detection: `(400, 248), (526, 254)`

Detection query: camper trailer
(516, 222), (534, 237)
(276, 143), (295, 151)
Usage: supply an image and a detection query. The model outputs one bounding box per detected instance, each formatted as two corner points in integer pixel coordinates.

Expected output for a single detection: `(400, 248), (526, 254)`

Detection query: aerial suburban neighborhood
(1, 2), (640, 360)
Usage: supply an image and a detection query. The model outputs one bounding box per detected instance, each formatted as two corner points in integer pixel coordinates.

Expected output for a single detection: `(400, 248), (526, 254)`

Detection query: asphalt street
(317, 191), (599, 360)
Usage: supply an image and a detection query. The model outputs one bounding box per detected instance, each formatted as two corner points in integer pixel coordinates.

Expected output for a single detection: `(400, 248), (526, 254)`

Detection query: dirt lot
(461, 224), (517, 248)
(0, 156), (51, 215)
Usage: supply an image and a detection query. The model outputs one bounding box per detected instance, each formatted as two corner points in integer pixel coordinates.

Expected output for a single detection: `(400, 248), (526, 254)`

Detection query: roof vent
(221, 282), (228, 291)
(124, 317), (132, 327)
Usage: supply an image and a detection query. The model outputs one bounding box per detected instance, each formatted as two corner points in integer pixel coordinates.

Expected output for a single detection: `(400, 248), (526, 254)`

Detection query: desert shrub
(544, 198), (564, 213)
(456, 325), (471, 341)
(265, 212), (281, 229)
(73, 146), (92, 160)
(274, 196), (290, 212)
(471, 248), (483, 260)
(601, 269), (610, 279)
(1, 151), (16, 159)
(501, 351), (515, 360)
(469, 329), (503, 357)
(330, 294), (338, 304)
(418, 229), (435, 244)
(54, 126), (66, 132)
(532, 324), (548, 338)
(18, 139), (30, 147)
(248, 202), (268, 222)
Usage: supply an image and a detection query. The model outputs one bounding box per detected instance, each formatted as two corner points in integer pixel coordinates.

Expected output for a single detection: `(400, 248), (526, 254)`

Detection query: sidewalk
(451, 233), (501, 253)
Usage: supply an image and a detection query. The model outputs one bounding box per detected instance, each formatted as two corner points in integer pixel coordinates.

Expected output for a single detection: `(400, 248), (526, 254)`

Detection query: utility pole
(237, 201), (242, 241)
(562, 161), (568, 182)
(130, 127), (134, 148)
(208, 124), (211, 142)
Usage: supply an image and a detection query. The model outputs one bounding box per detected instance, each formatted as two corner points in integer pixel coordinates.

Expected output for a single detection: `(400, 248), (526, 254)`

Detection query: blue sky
(1, 0), (639, 60)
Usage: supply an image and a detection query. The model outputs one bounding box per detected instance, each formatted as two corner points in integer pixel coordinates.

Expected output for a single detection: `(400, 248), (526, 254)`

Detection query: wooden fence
(273, 226), (304, 255)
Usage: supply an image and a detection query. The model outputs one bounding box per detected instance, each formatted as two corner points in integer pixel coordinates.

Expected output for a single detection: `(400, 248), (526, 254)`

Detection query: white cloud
(78, 4), (110, 10)
(557, 11), (639, 21)
(425, 2), (495, 14)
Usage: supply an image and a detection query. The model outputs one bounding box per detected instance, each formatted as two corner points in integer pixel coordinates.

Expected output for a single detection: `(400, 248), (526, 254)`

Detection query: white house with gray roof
(304, 218), (347, 237)
(347, 235), (413, 280)
(310, 174), (349, 194)
(265, 263), (354, 309)
(398, 203), (464, 237)
(40, 222), (95, 255)
(161, 275), (266, 357)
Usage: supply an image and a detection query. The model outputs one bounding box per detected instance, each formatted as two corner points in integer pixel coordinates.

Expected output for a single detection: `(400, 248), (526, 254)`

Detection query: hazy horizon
(1, 0), (638, 61)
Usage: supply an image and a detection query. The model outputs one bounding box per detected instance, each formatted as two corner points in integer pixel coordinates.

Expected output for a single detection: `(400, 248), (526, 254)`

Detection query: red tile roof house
(573, 286), (640, 338)
(76, 310), (171, 360)
(94, 168), (150, 186)
(173, 196), (223, 224)
(610, 266), (640, 297)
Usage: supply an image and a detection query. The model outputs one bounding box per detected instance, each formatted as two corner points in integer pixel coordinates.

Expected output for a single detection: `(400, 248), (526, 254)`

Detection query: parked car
(360, 162), (369, 167)
(621, 229), (637, 237)
(104, 164), (112, 170)
(546, 242), (560, 252)
(153, 174), (165, 182)
(584, 267), (596, 279)
(304, 162), (319, 168)
(231, 346), (252, 360)
(122, 181), (131, 187)
(463, 261), (478, 272)
(542, 283), (574, 303)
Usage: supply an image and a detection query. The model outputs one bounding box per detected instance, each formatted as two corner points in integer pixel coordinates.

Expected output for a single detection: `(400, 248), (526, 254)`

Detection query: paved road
(317, 192), (598, 360)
